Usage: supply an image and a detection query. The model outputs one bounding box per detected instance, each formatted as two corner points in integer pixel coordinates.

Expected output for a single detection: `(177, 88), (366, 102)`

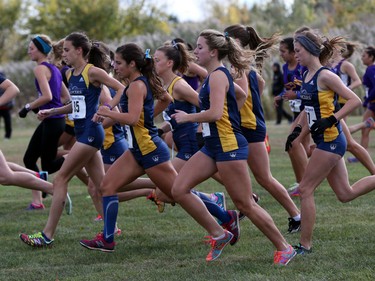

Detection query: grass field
(1, 117), (375, 281)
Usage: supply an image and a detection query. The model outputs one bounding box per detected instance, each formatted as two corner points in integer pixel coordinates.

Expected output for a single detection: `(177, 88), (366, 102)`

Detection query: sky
(163, 0), (294, 22)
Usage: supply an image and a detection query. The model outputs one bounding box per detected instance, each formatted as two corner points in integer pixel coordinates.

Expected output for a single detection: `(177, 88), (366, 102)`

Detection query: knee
(171, 185), (182, 202)
(254, 174), (271, 188)
(231, 196), (254, 214)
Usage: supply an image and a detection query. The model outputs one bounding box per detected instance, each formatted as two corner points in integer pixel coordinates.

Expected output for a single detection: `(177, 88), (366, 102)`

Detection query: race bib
(289, 99), (301, 112)
(162, 110), (171, 121)
(304, 106), (317, 128)
(71, 95), (86, 119)
(125, 125), (133, 149)
(200, 110), (211, 137)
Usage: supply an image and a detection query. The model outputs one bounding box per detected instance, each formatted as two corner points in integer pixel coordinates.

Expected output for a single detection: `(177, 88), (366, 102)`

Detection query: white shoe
(65, 193), (72, 215)
(287, 183), (299, 196)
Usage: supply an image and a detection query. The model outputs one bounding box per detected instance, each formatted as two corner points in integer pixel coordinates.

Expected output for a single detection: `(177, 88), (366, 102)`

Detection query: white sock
(293, 214), (301, 221)
(213, 233), (226, 240)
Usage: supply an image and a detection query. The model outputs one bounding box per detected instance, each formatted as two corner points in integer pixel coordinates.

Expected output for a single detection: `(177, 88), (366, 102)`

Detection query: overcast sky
(163, 0), (294, 22)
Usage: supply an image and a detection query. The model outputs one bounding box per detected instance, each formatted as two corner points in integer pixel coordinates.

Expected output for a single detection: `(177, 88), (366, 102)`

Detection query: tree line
(1, 0), (374, 117)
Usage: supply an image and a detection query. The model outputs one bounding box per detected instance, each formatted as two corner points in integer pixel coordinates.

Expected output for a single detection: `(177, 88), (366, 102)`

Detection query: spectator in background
(272, 63), (292, 125)
(0, 72), (14, 139)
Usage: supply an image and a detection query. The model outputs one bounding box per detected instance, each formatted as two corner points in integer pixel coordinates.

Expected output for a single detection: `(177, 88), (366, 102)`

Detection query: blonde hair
(199, 29), (254, 78)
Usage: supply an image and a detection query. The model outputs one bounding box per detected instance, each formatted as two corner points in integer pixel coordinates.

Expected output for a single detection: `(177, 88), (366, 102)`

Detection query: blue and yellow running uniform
(331, 59), (351, 108)
(164, 76), (199, 160)
(199, 67), (248, 161)
(300, 67), (346, 156)
(121, 76), (169, 169)
(240, 70), (266, 143)
(67, 64), (104, 149)
(101, 88), (128, 165)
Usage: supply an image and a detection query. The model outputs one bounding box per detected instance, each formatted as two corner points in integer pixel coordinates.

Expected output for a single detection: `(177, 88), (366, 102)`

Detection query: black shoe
(288, 217), (301, 233)
(293, 243), (312, 255)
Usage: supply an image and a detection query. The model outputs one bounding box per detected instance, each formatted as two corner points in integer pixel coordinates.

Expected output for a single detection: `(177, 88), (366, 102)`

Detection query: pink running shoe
(206, 230), (234, 262)
(274, 245), (297, 266)
(25, 203), (45, 210)
(80, 232), (115, 253)
(221, 210), (240, 246)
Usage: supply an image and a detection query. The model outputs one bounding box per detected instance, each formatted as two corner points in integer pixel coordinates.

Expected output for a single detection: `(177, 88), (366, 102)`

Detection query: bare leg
(342, 120), (375, 174)
(248, 142), (300, 217)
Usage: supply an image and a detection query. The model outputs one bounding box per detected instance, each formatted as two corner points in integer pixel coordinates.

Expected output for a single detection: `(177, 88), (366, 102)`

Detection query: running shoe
(39, 171), (49, 198)
(365, 117), (375, 128)
(288, 182), (300, 197)
(211, 192), (226, 210)
(265, 134), (271, 154)
(79, 232), (115, 253)
(25, 203), (45, 210)
(205, 230), (234, 262)
(94, 214), (103, 222)
(274, 245), (297, 265)
(293, 243), (312, 255)
(19, 232), (54, 248)
(146, 190), (165, 213)
(115, 227), (122, 237)
(65, 193), (72, 215)
(221, 210), (240, 246)
(288, 217), (301, 233)
(347, 156), (359, 163)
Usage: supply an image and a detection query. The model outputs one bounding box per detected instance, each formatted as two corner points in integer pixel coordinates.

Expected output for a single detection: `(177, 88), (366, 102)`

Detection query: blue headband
(295, 35), (321, 57)
(32, 36), (52, 54)
(144, 49), (151, 59)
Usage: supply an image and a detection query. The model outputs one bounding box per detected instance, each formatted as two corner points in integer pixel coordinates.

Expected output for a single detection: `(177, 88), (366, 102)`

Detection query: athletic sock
(102, 195), (119, 243)
(293, 214), (301, 221)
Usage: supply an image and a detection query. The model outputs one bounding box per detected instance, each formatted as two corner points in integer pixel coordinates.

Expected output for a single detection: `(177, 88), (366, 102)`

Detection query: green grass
(1, 117), (375, 281)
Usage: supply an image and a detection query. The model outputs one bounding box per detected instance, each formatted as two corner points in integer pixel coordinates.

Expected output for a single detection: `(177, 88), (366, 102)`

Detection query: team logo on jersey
(330, 144), (337, 151)
(184, 153), (192, 160)
(229, 152), (237, 158)
(110, 156), (116, 162)
(309, 80), (314, 85)
(79, 77), (84, 82)
(88, 136), (94, 143)
(152, 155), (159, 162)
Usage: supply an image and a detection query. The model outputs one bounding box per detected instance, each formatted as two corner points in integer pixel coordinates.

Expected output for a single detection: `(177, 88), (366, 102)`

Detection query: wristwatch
(25, 103), (31, 111)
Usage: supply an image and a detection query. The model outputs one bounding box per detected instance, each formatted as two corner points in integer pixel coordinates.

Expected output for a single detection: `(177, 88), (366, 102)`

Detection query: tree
(0, 0), (22, 62)
(23, 0), (173, 41)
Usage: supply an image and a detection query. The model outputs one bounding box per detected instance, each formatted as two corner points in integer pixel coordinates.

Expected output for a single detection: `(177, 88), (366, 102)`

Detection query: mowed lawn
(1, 117), (375, 281)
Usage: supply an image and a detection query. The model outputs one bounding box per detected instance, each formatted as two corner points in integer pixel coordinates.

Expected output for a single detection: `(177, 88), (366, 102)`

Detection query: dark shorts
(75, 123), (104, 149)
(65, 124), (75, 136)
(240, 126), (266, 143)
(316, 132), (347, 157)
(130, 138), (170, 169)
(200, 134), (248, 162)
(101, 138), (128, 165)
(174, 131), (199, 161)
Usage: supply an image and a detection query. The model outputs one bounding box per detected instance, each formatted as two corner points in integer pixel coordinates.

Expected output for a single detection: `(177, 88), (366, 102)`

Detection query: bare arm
(342, 61), (362, 90)
(154, 91), (173, 117)
(173, 79), (200, 107)
(173, 70), (227, 124)
(97, 80), (144, 126)
(88, 66), (125, 109)
(0, 79), (19, 106)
